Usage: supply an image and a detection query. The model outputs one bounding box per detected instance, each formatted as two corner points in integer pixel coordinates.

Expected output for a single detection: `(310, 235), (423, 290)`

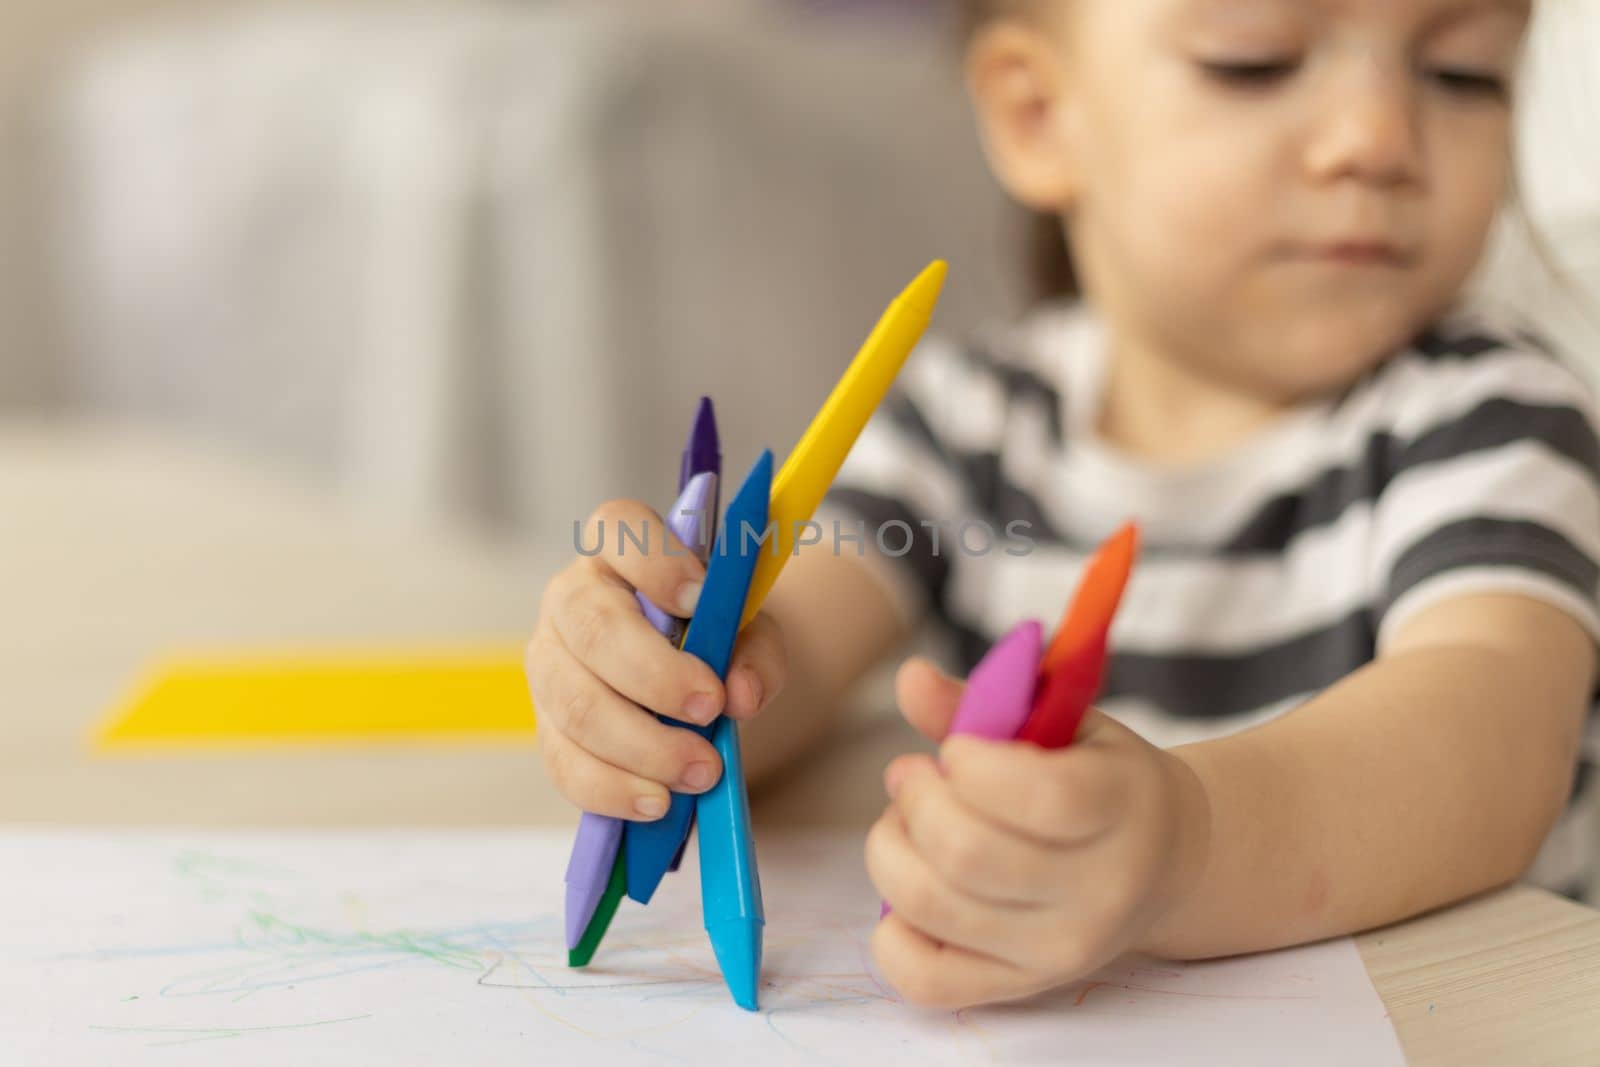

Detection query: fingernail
(676, 581), (703, 616)
(684, 692), (719, 724)
(633, 794), (667, 819)
(730, 670), (762, 719)
(680, 761), (716, 792)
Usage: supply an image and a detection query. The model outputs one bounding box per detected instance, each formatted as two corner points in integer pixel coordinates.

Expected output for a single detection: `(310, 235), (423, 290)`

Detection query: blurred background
(0, 0), (1593, 547)
(2, 0), (1600, 842)
(2, 0), (1031, 548)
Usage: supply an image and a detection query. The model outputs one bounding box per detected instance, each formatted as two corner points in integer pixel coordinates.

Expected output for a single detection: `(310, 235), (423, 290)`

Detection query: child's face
(976, 0), (1530, 401)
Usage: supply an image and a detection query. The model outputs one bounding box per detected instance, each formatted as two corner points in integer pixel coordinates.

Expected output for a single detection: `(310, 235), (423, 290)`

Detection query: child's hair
(958, 0), (1080, 303)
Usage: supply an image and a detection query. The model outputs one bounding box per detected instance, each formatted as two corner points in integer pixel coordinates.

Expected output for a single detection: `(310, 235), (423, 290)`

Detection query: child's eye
(1198, 59), (1299, 88)
(1425, 67), (1508, 100)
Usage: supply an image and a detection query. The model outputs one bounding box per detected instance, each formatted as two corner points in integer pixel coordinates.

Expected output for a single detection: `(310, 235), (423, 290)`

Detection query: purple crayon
(563, 470), (719, 950)
(668, 397), (720, 873)
(640, 397), (720, 641)
(681, 396), (722, 516)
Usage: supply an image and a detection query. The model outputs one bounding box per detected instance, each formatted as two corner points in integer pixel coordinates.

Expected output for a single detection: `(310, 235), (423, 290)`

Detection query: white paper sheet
(0, 830), (1405, 1066)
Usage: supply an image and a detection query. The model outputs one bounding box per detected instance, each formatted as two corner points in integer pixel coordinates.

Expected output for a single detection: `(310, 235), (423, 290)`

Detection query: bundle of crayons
(561, 260), (950, 1010)
(972, 521), (1139, 748)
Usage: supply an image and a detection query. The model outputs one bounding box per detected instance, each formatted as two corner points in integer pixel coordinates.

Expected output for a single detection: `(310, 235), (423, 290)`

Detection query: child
(526, 0), (1600, 1010)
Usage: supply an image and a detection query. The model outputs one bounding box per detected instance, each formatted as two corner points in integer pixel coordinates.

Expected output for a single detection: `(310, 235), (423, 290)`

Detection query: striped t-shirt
(820, 302), (1600, 900)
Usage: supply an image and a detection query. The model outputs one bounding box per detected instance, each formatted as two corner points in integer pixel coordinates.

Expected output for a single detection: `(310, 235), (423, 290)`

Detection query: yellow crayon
(740, 259), (947, 628)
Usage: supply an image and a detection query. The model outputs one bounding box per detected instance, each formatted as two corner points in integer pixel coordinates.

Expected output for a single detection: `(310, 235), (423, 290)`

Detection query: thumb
(894, 656), (965, 742)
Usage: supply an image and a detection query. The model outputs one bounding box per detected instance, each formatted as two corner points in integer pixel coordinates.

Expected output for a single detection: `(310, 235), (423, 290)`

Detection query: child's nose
(1302, 58), (1425, 190)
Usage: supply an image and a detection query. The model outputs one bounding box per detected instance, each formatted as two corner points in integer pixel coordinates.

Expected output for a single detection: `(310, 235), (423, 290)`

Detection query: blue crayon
(698, 713), (763, 1010)
(625, 449), (771, 907)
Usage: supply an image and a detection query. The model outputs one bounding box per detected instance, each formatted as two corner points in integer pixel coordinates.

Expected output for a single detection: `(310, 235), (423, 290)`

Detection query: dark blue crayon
(625, 450), (770, 906)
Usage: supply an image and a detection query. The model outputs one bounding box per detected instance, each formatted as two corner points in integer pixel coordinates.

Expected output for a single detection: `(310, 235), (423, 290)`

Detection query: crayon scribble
(88, 1015), (372, 1048)
(33, 839), (1370, 1066)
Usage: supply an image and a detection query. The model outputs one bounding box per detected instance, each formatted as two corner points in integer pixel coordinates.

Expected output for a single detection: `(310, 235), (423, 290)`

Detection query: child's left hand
(866, 657), (1209, 1010)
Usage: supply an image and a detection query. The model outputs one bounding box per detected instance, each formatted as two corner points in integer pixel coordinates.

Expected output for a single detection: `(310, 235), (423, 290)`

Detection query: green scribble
(89, 1014), (372, 1048)
(173, 850), (293, 883)
(239, 911), (485, 970)
(170, 849), (297, 906)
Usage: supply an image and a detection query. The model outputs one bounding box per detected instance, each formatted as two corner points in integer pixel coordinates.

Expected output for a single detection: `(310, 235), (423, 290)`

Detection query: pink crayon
(947, 620), (1045, 740)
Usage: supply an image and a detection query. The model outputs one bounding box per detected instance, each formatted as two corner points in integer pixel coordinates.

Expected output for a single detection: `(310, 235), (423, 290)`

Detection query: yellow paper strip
(93, 647), (534, 751)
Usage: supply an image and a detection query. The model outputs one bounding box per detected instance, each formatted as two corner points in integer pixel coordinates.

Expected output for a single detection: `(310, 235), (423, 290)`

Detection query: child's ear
(965, 21), (1080, 214)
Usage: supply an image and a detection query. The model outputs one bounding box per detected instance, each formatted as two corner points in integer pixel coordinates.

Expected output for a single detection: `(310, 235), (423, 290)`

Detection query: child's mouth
(1297, 240), (1414, 268)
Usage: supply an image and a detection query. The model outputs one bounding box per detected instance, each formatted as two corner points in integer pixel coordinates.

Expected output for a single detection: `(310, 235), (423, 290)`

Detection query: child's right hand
(525, 498), (787, 821)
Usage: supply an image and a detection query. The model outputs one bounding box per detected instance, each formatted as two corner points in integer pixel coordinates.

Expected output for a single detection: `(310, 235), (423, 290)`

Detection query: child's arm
(1147, 590), (1594, 957)
(739, 544), (915, 786)
(868, 591), (1594, 1009)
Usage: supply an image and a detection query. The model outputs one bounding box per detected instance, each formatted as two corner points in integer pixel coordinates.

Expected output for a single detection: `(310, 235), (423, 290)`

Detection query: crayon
(1040, 522), (1137, 675)
(698, 713), (763, 1009)
(948, 620), (1045, 740)
(567, 848), (627, 968)
(671, 397), (722, 872)
(625, 453), (772, 906)
(740, 260), (947, 628)
(1017, 523), (1138, 748)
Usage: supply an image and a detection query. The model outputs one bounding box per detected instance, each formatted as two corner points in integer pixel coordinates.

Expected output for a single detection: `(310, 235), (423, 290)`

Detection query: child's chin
(1233, 317), (1413, 398)
(1306, 341), (1409, 391)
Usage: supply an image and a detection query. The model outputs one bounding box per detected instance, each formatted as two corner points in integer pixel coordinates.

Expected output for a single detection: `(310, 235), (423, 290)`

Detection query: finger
(579, 497), (707, 619)
(866, 810), (1037, 961)
(891, 758), (1064, 905)
(883, 753), (937, 799)
(526, 634), (722, 793)
(939, 736), (1126, 845)
(894, 656), (965, 741)
(723, 610), (787, 721)
(871, 915), (1045, 1010)
(545, 563), (725, 727)
(540, 725), (670, 821)
(1070, 708), (1118, 742)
